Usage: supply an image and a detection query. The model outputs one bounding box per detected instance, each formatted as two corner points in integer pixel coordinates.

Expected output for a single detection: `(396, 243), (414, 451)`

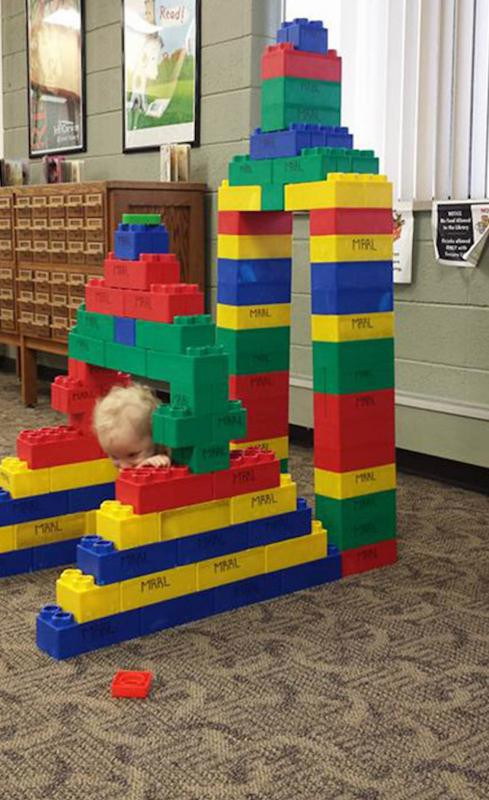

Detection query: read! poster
(27, 0), (85, 156)
(123, 0), (199, 151)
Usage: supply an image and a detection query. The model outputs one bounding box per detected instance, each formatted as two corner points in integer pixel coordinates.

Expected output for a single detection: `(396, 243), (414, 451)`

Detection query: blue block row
(277, 18), (328, 54)
(114, 316), (136, 346)
(0, 482), (115, 528)
(311, 260), (393, 314)
(114, 223), (169, 261)
(0, 537), (79, 578)
(36, 545), (341, 659)
(250, 125), (353, 160)
(77, 499), (313, 585)
(217, 257), (292, 305)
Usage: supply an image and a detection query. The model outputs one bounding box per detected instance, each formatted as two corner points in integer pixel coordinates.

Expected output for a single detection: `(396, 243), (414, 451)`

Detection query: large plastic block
(56, 567), (121, 623)
(77, 535), (177, 585)
(171, 443), (230, 474)
(136, 314), (215, 354)
(146, 346), (230, 413)
(114, 316), (136, 346)
(311, 311), (394, 343)
(152, 400), (247, 449)
(311, 261), (393, 315)
(280, 458), (288, 472)
(96, 500), (160, 549)
(278, 545), (341, 593)
(262, 43), (340, 82)
(213, 447), (281, 500)
(261, 183), (285, 211)
(250, 125), (352, 161)
(85, 279), (125, 316)
(52, 365), (130, 416)
(266, 521), (326, 572)
(116, 466), (214, 515)
(0, 457), (51, 499)
(312, 338), (395, 394)
(247, 497), (312, 548)
(217, 180), (262, 212)
(198, 545), (265, 591)
(68, 329), (105, 368)
(36, 604), (141, 660)
(229, 155), (273, 187)
(230, 436), (288, 464)
(314, 389), (395, 440)
(262, 102), (340, 134)
(0, 547), (32, 577)
(314, 463), (396, 501)
(310, 208), (392, 235)
(312, 286), (394, 315)
(316, 490), (396, 550)
(76, 303), (114, 341)
(217, 281), (292, 307)
(104, 340), (146, 376)
(104, 252), (181, 291)
(285, 174), (392, 212)
(123, 283), (204, 324)
(218, 233), (292, 261)
(341, 538), (397, 576)
(122, 213), (161, 226)
(114, 222), (169, 261)
(139, 589), (216, 638)
(68, 482), (115, 513)
(217, 302), (290, 331)
(233, 399), (289, 441)
(218, 257), (291, 289)
(273, 147), (378, 189)
(50, 458), (117, 493)
(310, 233), (392, 264)
(314, 440), (396, 473)
(176, 522), (249, 566)
(0, 486), (69, 527)
(217, 211), (293, 236)
(230, 474), (296, 524)
(31, 537), (79, 571)
(213, 570), (283, 613)
(121, 563), (197, 612)
(17, 426), (104, 469)
(263, 77), (340, 111)
(216, 326), (290, 375)
(229, 370), (289, 404)
(14, 510), (87, 550)
(277, 18), (328, 54)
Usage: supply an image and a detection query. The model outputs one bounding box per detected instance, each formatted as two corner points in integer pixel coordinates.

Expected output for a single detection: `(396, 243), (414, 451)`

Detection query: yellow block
(121, 564), (197, 611)
(285, 173), (392, 211)
(15, 511), (87, 550)
(314, 463), (396, 500)
(56, 568), (121, 623)
(160, 498), (230, 540)
(230, 435), (289, 460)
(265, 520), (327, 572)
(218, 179), (262, 211)
(218, 234), (292, 260)
(217, 303), (291, 330)
(96, 500), (160, 550)
(0, 457), (50, 499)
(311, 311), (394, 342)
(50, 458), (117, 492)
(0, 525), (15, 554)
(198, 546), (266, 591)
(310, 233), (392, 263)
(230, 474), (297, 524)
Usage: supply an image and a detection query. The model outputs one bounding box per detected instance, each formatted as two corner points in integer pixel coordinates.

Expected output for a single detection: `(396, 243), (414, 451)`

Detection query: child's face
(103, 429), (154, 470)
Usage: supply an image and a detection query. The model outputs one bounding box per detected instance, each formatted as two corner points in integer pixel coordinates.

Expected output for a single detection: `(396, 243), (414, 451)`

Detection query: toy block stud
(111, 670), (154, 698)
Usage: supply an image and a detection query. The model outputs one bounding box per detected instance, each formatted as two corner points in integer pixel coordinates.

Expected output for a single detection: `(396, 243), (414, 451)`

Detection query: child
(93, 383), (171, 470)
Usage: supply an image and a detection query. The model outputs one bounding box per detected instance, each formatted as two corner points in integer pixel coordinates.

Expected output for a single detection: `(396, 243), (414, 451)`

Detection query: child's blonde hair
(93, 383), (159, 448)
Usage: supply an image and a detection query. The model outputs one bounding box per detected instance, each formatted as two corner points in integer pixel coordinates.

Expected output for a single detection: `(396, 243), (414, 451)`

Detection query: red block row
(310, 208), (393, 236)
(262, 42), (341, 82)
(116, 447), (281, 514)
(85, 278), (204, 323)
(104, 252), (181, 291)
(341, 538), (397, 577)
(17, 426), (104, 469)
(218, 211), (293, 236)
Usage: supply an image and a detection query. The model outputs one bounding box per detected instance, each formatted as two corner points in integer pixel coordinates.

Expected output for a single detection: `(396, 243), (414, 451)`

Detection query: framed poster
(26, 0), (86, 157)
(122, 0), (200, 152)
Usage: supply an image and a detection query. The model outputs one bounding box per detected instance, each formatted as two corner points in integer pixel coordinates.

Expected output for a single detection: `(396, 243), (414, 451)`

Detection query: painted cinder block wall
(2, 0), (489, 467)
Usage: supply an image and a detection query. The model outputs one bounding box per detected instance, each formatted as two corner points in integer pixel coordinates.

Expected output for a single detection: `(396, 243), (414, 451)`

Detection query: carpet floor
(0, 371), (488, 800)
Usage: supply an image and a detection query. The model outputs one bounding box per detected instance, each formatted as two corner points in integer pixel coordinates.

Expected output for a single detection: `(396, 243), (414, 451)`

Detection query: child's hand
(137, 454), (171, 469)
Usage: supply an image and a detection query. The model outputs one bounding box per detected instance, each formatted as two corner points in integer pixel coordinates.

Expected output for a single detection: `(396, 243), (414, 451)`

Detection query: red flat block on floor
(218, 211), (293, 236)
(310, 208), (393, 236)
(116, 465), (214, 514)
(111, 670), (153, 698)
(85, 278), (125, 316)
(262, 43), (341, 82)
(17, 426), (104, 469)
(104, 252), (181, 291)
(341, 538), (397, 577)
(313, 441), (396, 473)
(123, 283), (204, 323)
(213, 447), (281, 500)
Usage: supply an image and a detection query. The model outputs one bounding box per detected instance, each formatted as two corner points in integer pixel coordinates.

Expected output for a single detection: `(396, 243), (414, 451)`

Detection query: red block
(85, 278), (125, 316)
(17, 426), (104, 469)
(314, 390), (395, 441)
(123, 283), (204, 323)
(314, 441), (396, 472)
(262, 43), (341, 82)
(229, 371), (289, 402)
(310, 208), (393, 236)
(218, 211), (293, 236)
(68, 412), (93, 435)
(341, 538), (397, 577)
(116, 465), (214, 514)
(230, 371), (290, 441)
(111, 670), (153, 698)
(51, 376), (98, 415)
(213, 447), (281, 500)
(104, 252), (181, 291)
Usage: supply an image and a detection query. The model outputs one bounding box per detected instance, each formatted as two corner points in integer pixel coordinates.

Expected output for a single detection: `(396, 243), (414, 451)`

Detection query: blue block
(277, 18), (328, 54)
(218, 258), (291, 287)
(36, 604), (141, 660)
(0, 488), (70, 527)
(247, 498), (312, 548)
(176, 522), (249, 566)
(311, 261), (393, 314)
(114, 223), (169, 261)
(250, 125), (353, 160)
(68, 482), (115, 514)
(214, 571), (283, 613)
(77, 536), (178, 585)
(114, 316), (136, 346)
(278, 546), (342, 593)
(31, 538), (78, 571)
(311, 288), (394, 315)
(218, 282), (292, 306)
(0, 547), (32, 577)
(139, 589), (216, 637)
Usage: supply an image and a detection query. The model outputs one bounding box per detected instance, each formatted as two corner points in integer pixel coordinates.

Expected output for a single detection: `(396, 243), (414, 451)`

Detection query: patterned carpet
(0, 371), (488, 800)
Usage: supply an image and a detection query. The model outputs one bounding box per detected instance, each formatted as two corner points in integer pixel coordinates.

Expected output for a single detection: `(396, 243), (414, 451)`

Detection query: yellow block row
(218, 234), (292, 260)
(310, 233), (393, 263)
(56, 521), (328, 623)
(0, 457), (118, 500)
(229, 435), (288, 461)
(217, 302), (291, 330)
(285, 174), (393, 211)
(0, 510), (94, 554)
(96, 474), (297, 550)
(314, 463), (396, 500)
(311, 311), (394, 342)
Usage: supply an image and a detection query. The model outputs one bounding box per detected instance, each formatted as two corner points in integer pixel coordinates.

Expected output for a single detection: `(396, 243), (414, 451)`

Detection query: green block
(105, 341), (147, 376)
(261, 183), (284, 211)
(315, 490), (396, 551)
(146, 345), (229, 386)
(136, 315), (215, 354)
(76, 303), (114, 341)
(68, 329), (105, 367)
(262, 104), (341, 133)
(122, 213), (161, 225)
(217, 326), (290, 375)
(172, 442), (230, 474)
(313, 339), (394, 394)
(262, 77), (341, 109)
(280, 458), (288, 473)
(229, 155), (273, 187)
(152, 400), (246, 448)
(273, 148), (337, 185)
(170, 382), (230, 416)
(351, 150), (379, 173)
